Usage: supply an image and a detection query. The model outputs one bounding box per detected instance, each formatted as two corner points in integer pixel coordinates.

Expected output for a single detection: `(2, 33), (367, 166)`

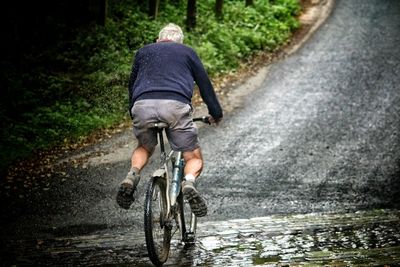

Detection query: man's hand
(208, 116), (222, 125)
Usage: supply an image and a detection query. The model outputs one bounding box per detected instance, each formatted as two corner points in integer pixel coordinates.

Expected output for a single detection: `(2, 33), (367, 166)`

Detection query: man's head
(157, 23), (184, 43)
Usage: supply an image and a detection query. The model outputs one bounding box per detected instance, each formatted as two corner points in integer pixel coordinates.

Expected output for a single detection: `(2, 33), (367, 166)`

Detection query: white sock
(184, 174), (196, 183)
(130, 167), (140, 175)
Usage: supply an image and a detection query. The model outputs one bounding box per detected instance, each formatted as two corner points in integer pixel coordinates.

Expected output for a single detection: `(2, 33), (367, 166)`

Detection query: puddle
(2, 209), (400, 266)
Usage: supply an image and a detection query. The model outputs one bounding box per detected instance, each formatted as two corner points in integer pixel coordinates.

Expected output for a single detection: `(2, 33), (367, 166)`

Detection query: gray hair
(158, 23), (184, 43)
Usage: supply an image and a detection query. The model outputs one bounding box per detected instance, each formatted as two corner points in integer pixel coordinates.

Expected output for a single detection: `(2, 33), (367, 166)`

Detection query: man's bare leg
(183, 147), (203, 179)
(117, 145), (151, 209)
(182, 147), (207, 217)
(131, 145), (152, 173)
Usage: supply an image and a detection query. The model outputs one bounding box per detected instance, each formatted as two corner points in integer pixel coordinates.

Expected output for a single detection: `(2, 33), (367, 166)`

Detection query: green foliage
(1, 0), (300, 172)
(186, 0), (300, 75)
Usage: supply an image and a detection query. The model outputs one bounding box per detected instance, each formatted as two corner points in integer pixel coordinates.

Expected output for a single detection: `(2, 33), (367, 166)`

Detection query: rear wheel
(144, 176), (171, 266)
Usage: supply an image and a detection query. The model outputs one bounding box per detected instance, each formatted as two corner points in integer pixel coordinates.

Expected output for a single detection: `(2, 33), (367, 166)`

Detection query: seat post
(158, 129), (166, 160)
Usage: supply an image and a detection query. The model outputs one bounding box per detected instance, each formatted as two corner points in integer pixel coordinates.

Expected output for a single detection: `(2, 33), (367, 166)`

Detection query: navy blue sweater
(128, 41), (223, 119)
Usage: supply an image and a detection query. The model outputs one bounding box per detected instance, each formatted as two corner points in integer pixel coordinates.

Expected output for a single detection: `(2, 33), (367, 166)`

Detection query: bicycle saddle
(148, 122), (169, 129)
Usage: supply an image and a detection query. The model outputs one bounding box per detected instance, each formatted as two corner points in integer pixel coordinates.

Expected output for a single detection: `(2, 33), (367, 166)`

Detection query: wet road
(1, 0), (400, 266)
(4, 210), (400, 266)
(199, 0), (400, 220)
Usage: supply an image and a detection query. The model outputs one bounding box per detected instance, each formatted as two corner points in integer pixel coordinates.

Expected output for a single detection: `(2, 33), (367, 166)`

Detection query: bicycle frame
(144, 117), (209, 265)
(151, 125), (196, 230)
(152, 117), (209, 233)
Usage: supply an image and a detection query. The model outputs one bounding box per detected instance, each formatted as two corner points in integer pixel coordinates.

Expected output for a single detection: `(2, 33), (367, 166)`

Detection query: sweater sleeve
(190, 52), (223, 119)
(128, 52), (140, 116)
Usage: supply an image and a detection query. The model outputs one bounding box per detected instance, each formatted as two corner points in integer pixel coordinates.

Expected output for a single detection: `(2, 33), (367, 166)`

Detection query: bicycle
(143, 116), (210, 266)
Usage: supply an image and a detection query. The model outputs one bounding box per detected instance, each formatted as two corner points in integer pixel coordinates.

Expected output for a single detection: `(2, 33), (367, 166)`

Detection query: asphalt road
(199, 0), (400, 220)
(1, 0), (400, 265)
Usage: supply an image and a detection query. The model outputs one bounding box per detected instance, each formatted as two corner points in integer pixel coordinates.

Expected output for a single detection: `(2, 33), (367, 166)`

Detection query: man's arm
(190, 52), (223, 120)
(128, 53), (140, 117)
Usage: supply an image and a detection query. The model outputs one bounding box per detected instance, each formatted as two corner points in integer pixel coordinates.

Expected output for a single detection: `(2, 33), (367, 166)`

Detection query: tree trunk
(215, 0), (223, 19)
(186, 0), (196, 30)
(245, 0), (254, 6)
(149, 0), (160, 19)
(89, 0), (108, 26)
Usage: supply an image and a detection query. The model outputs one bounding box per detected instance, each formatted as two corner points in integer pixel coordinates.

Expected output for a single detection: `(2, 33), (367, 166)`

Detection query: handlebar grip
(193, 116), (211, 124)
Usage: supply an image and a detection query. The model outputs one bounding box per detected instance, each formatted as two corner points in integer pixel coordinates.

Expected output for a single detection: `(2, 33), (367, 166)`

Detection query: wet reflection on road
(4, 209), (400, 266)
(195, 210), (400, 266)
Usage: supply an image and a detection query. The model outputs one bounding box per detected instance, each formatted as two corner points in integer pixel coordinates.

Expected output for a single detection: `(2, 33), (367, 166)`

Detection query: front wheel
(144, 176), (171, 266)
(178, 192), (197, 245)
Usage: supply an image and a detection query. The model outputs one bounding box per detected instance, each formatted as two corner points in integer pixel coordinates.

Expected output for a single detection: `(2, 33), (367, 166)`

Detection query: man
(116, 23), (223, 217)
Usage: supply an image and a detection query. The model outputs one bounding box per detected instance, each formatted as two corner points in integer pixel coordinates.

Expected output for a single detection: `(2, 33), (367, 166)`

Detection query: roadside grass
(0, 0), (300, 173)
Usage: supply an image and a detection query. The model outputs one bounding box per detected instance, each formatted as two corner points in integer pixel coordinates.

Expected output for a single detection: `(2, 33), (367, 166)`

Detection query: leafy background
(0, 0), (300, 173)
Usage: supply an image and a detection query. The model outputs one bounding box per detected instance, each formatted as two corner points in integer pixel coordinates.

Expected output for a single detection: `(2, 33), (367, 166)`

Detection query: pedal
(183, 231), (196, 246)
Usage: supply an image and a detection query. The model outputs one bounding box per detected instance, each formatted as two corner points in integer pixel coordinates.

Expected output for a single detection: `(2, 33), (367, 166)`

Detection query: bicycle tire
(178, 192), (197, 245)
(144, 176), (171, 266)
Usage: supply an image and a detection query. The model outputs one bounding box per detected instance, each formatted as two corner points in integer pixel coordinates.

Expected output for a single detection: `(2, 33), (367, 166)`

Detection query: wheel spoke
(178, 192), (197, 245)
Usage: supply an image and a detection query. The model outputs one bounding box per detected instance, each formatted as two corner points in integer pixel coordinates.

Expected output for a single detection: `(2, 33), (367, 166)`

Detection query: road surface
(1, 0), (400, 265)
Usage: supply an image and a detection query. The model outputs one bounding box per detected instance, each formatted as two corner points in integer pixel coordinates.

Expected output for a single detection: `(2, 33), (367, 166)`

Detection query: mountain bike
(144, 116), (210, 266)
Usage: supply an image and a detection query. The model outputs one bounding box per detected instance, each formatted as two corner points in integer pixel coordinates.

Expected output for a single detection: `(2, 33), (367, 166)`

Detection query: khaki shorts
(131, 99), (199, 152)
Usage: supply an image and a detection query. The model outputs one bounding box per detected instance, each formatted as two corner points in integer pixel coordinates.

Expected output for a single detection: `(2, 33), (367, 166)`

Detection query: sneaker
(182, 180), (207, 217)
(116, 172), (140, 209)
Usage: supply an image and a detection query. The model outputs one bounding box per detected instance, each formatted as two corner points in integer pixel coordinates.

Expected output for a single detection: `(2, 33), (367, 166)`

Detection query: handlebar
(193, 116), (211, 125)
